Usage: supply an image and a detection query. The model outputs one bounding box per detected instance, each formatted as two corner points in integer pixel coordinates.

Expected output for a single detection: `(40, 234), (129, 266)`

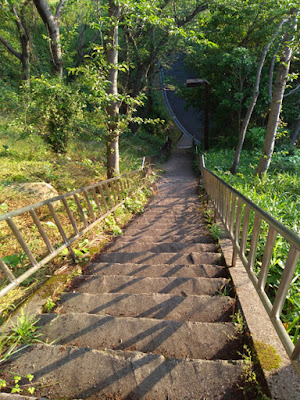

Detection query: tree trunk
(290, 119), (300, 146)
(230, 18), (287, 174)
(105, 0), (121, 178)
(0, 4), (30, 83)
(256, 10), (298, 176)
(32, 0), (66, 78)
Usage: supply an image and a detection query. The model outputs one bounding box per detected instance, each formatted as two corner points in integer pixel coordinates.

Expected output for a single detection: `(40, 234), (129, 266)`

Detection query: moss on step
(254, 340), (281, 371)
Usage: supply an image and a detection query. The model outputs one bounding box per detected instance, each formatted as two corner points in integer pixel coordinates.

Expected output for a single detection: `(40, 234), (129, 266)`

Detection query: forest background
(0, 0), (299, 341)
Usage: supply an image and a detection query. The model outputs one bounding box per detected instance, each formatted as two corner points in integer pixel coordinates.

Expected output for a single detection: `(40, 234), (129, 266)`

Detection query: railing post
(257, 227), (277, 291)
(271, 246), (300, 320)
(0, 258), (16, 283)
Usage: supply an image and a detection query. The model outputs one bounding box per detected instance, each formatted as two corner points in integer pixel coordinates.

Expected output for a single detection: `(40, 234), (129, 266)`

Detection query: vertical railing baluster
(48, 203), (76, 261)
(271, 246), (300, 320)
(30, 209), (54, 253)
(91, 187), (102, 215)
(98, 184), (109, 213)
(115, 179), (122, 201)
(229, 194), (236, 236)
(247, 214), (262, 271)
(240, 205), (251, 258)
(257, 227), (277, 292)
(291, 337), (300, 361)
(104, 183), (113, 208)
(224, 190), (231, 230)
(62, 197), (79, 235)
(6, 217), (38, 267)
(232, 198), (243, 267)
(83, 189), (96, 222)
(73, 194), (88, 228)
(0, 258), (16, 282)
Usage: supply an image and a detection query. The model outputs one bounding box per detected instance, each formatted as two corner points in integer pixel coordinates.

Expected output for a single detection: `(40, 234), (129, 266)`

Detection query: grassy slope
(205, 148), (300, 343)
(0, 110), (175, 319)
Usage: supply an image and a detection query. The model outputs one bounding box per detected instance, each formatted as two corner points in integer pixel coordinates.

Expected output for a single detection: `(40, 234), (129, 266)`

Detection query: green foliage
(28, 77), (84, 153)
(232, 310), (247, 335)
(0, 309), (42, 366)
(209, 224), (224, 241)
(104, 215), (123, 236)
(43, 297), (56, 313)
(205, 148), (300, 343)
(8, 310), (42, 346)
(0, 372), (36, 395)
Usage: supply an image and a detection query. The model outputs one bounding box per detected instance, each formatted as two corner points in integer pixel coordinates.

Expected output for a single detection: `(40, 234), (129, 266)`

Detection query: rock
(7, 182), (59, 202)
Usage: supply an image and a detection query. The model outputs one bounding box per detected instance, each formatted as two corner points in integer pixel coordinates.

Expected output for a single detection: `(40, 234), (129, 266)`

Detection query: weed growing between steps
(0, 309), (42, 375)
(0, 373), (37, 396)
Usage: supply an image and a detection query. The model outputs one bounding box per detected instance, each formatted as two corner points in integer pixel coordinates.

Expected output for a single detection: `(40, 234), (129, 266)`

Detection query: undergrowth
(204, 148), (300, 346)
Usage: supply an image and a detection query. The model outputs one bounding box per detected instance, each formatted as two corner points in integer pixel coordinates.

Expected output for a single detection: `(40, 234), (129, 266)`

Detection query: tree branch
(284, 84), (300, 97)
(0, 34), (21, 60)
(176, 2), (208, 27)
(55, 0), (68, 21)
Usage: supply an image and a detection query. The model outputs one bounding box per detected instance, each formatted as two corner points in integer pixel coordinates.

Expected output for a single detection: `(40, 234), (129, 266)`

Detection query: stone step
(58, 292), (235, 322)
(38, 313), (243, 360)
(148, 199), (198, 207)
(86, 262), (228, 278)
(72, 275), (228, 296)
(127, 216), (205, 227)
(142, 206), (199, 215)
(124, 225), (208, 236)
(122, 228), (209, 239)
(115, 235), (215, 244)
(124, 216), (206, 229)
(4, 344), (245, 400)
(105, 242), (218, 254)
(95, 251), (223, 265)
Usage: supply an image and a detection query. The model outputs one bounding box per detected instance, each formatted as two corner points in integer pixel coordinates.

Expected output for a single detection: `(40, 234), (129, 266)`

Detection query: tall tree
(105, 0), (121, 178)
(256, 9), (298, 176)
(230, 17), (288, 174)
(32, 0), (67, 77)
(0, 0), (31, 82)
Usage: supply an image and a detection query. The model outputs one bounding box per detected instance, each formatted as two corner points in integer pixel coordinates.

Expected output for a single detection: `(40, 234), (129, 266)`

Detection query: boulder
(7, 182), (59, 202)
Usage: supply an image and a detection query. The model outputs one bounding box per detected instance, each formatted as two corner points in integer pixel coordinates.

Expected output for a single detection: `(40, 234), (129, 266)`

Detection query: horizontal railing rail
(0, 166), (146, 299)
(199, 154), (300, 366)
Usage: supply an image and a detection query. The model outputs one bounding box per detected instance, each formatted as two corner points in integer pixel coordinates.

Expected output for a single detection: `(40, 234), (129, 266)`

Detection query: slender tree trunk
(32, 0), (66, 78)
(230, 18), (287, 174)
(0, 4), (30, 83)
(106, 0), (121, 178)
(290, 119), (300, 146)
(256, 10), (298, 176)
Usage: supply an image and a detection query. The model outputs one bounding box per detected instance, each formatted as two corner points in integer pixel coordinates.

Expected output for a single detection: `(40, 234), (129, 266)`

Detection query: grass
(204, 147), (300, 345)
(0, 109), (166, 324)
(0, 309), (42, 365)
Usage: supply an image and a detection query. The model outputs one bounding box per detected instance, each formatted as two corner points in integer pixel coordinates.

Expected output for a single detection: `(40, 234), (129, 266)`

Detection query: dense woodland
(0, 1), (299, 340)
(0, 0), (298, 175)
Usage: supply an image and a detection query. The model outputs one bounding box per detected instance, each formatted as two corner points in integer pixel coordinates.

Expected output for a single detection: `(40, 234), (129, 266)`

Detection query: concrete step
(95, 251), (223, 265)
(122, 228), (210, 239)
(115, 235), (215, 244)
(57, 292), (235, 322)
(72, 275), (228, 296)
(126, 216), (205, 227)
(123, 216), (206, 229)
(105, 242), (218, 254)
(86, 262), (228, 278)
(124, 225), (208, 236)
(4, 344), (245, 400)
(38, 313), (243, 360)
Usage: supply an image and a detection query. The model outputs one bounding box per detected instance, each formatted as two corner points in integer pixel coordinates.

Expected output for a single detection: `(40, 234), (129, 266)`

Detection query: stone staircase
(1, 150), (257, 399)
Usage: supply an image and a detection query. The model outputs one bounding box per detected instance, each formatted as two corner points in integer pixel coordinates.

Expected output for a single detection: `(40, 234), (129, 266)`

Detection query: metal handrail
(0, 166), (146, 299)
(199, 154), (300, 364)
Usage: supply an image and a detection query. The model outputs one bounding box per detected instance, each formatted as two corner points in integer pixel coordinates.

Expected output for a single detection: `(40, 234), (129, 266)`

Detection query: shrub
(29, 77), (84, 154)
